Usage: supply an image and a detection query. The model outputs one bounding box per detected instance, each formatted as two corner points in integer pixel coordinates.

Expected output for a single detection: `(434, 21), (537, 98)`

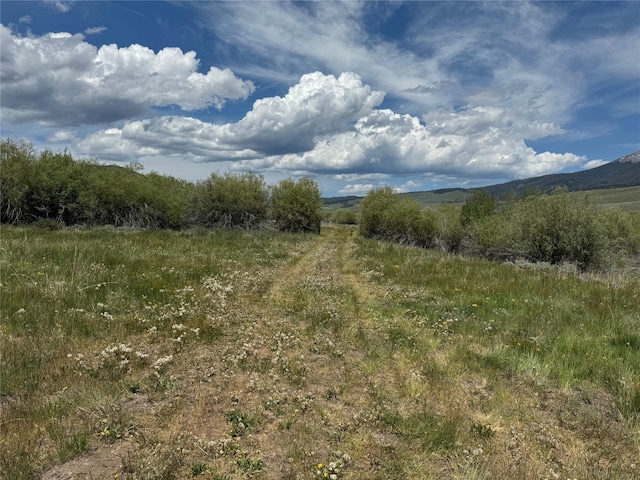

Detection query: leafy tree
(271, 177), (323, 233)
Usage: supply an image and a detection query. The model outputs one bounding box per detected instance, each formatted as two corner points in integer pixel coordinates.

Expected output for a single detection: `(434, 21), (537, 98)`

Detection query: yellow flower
(318, 464), (323, 469)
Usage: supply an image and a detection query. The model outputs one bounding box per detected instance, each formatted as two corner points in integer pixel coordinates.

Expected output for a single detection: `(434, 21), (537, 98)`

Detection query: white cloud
(75, 71), (587, 185)
(338, 184), (374, 195)
(45, 0), (73, 13)
(234, 105), (584, 180)
(77, 71), (384, 160)
(0, 24), (255, 126)
(194, 1), (639, 129)
(18, 15), (32, 24)
(84, 26), (107, 35)
(48, 129), (77, 143)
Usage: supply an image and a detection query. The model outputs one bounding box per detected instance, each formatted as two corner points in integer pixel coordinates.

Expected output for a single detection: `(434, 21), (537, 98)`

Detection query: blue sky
(1, 1), (638, 196)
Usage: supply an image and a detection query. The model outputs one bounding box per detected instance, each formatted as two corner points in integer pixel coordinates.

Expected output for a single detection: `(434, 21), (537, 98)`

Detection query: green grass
(0, 225), (638, 479)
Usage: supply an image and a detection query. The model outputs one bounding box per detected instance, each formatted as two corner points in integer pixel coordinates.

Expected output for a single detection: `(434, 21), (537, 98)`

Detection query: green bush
(460, 189), (496, 226)
(334, 208), (358, 225)
(0, 139), (36, 224)
(271, 177), (323, 233)
(467, 212), (520, 260)
(360, 187), (437, 247)
(517, 191), (607, 270)
(359, 187), (396, 238)
(434, 204), (464, 253)
(189, 172), (269, 229)
(599, 209), (640, 255)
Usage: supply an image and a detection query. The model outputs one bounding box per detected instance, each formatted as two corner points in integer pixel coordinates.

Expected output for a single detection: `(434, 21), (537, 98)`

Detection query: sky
(1, 1), (639, 197)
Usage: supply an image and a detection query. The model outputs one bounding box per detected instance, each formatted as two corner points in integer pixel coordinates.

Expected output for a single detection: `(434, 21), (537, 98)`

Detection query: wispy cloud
(84, 26), (107, 35)
(44, 0), (73, 13)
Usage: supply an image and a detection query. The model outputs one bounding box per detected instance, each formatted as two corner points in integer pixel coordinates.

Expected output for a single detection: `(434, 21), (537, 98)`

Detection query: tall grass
(1, 225), (638, 479)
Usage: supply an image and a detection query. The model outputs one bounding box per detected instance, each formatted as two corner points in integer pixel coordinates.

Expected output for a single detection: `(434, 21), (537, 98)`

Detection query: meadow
(1, 225), (638, 479)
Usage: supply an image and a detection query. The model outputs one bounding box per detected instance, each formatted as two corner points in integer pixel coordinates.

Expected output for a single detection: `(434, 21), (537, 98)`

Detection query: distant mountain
(481, 151), (640, 197)
(323, 151), (640, 207)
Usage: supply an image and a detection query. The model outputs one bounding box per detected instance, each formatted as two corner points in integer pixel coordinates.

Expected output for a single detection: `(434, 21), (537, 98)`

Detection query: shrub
(0, 138), (36, 224)
(435, 204), (464, 252)
(360, 187), (438, 247)
(359, 187), (396, 238)
(460, 189), (496, 226)
(334, 208), (358, 225)
(271, 177), (323, 233)
(467, 212), (520, 260)
(516, 190), (607, 270)
(189, 172), (269, 229)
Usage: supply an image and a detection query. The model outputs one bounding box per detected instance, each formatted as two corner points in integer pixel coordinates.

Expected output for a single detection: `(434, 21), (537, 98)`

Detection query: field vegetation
(0, 139), (321, 234)
(356, 187), (640, 272)
(1, 225), (638, 479)
(1, 138), (639, 479)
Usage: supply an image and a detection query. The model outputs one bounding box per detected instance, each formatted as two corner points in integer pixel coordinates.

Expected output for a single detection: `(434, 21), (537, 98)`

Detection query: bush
(435, 204), (464, 253)
(516, 190), (607, 270)
(359, 187), (396, 238)
(360, 187), (437, 247)
(467, 212), (520, 260)
(271, 177), (323, 233)
(460, 189), (496, 226)
(599, 209), (640, 255)
(189, 173), (269, 229)
(0, 139), (36, 224)
(334, 208), (358, 225)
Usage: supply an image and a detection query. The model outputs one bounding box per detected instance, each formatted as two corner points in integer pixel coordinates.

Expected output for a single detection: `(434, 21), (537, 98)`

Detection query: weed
(190, 462), (208, 476)
(236, 456), (264, 475)
(224, 410), (257, 437)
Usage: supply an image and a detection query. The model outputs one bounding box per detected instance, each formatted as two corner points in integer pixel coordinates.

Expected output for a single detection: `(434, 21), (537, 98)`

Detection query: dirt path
(41, 227), (384, 480)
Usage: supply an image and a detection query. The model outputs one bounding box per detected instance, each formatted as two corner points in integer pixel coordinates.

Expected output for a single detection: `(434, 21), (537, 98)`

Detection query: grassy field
(1, 225), (639, 479)
(323, 185), (640, 212)
(588, 186), (640, 211)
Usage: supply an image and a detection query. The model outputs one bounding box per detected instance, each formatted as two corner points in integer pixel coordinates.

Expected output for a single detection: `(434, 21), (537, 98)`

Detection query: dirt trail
(41, 227), (383, 480)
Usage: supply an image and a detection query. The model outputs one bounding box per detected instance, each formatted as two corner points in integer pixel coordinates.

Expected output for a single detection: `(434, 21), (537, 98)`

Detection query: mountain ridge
(323, 151), (640, 207)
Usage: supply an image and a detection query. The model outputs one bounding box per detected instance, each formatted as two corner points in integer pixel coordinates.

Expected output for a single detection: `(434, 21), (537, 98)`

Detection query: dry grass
(1, 225), (638, 479)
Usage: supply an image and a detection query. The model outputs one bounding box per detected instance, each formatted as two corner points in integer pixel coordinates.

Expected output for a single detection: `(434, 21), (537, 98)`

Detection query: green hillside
(324, 151), (640, 211)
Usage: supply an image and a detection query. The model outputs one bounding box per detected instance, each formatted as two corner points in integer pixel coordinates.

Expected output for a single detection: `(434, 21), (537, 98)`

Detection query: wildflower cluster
(315, 453), (351, 479)
(171, 323), (200, 346)
(152, 354), (173, 376)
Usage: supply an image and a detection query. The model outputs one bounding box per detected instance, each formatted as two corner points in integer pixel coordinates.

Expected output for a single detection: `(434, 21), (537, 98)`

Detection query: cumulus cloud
(77, 72), (384, 159)
(74, 70), (586, 185)
(338, 184), (375, 195)
(0, 24), (255, 126)
(235, 105), (584, 180)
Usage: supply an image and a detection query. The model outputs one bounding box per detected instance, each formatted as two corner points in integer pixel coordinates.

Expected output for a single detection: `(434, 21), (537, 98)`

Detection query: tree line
(0, 139), (322, 233)
(356, 186), (640, 271)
